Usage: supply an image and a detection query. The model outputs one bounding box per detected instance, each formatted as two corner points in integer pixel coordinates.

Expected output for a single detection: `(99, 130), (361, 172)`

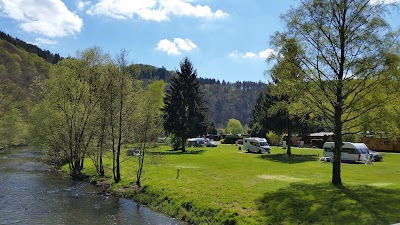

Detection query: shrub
(266, 131), (281, 146)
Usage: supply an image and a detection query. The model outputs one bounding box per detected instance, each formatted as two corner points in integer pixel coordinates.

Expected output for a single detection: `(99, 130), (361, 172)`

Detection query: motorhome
(323, 142), (369, 162)
(243, 138), (270, 154)
(188, 138), (206, 147)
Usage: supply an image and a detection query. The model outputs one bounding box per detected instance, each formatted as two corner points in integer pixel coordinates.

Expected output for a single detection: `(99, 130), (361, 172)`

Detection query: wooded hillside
(0, 37), (52, 146)
(126, 63), (266, 127)
(0, 31), (265, 134)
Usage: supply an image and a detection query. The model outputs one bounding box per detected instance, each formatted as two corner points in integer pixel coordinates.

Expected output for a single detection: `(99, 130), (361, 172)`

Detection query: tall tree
(135, 80), (165, 187)
(277, 0), (399, 185)
(108, 50), (139, 183)
(267, 35), (310, 155)
(30, 49), (102, 178)
(163, 57), (208, 152)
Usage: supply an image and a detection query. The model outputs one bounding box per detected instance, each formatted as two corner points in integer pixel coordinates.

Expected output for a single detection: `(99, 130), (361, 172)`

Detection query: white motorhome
(243, 138), (270, 154)
(323, 142), (369, 162)
(188, 138), (206, 147)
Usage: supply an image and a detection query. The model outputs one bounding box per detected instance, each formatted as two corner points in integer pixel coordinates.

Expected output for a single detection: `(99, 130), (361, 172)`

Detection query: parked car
(369, 150), (383, 162)
(206, 141), (217, 147)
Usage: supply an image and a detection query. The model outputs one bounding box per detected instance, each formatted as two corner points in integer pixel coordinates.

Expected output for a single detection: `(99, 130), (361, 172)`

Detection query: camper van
(323, 142), (369, 162)
(243, 138), (271, 154)
(188, 138), (206, 147)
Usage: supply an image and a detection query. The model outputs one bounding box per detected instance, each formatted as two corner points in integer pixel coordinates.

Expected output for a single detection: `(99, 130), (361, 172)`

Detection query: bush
(266, 131), (281, 146)
(169, 134), (182, 150)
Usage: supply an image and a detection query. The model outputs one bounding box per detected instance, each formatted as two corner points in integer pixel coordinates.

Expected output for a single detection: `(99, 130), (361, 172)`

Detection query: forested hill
(0, 36), (53, 146)
(0, 31), (61, 64)
(128, 63), (267, 127)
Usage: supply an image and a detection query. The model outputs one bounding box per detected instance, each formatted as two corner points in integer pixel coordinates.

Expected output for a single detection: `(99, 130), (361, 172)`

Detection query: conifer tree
(163, 57), (208, 152)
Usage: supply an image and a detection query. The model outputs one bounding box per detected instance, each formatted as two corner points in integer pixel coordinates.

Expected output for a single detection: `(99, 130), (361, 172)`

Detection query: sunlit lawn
(82, 144), (400, 224)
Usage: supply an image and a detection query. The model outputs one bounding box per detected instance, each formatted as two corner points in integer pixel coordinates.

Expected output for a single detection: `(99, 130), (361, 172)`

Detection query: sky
(0, 0), (399, 83)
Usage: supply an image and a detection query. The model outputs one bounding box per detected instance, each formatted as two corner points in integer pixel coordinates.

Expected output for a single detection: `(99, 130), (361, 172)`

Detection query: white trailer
(243, 138), (270, 154)
(323, 142), (369, 162)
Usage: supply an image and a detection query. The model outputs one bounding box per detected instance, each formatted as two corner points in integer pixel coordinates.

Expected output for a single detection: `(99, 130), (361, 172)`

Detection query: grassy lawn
(82, 144), (400, 224)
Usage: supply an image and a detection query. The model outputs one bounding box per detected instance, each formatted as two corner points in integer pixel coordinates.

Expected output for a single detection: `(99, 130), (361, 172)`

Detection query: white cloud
(157, 39), (180, 55)
(259, 49), (277, 59)
(34, 38), (58, 45)
(243, 52), (257, 59)
(77, 1), (91, 11)
(230, 49), (277, 60)
(156, 38), (197, 55)
(86, 0), (228, 21)
(0, 0), (83, 37)
(369, 0), (400, 4)
(174, 38), (197, 51)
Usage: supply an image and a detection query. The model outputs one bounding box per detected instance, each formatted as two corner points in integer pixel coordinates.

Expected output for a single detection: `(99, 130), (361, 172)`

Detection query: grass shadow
(260, 153), (319, 164)
(256, 183), (400, 224)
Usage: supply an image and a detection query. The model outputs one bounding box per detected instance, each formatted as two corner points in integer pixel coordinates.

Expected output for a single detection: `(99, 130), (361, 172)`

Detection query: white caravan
(188, 138), (206, 147)
(323, 142), (369, 162)
(243, 138), (271, 154)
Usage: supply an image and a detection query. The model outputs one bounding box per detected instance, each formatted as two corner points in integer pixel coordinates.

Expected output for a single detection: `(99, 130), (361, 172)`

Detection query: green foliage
(266, 131), (281, 146)
(0, 30), (61, 64)
(163, 57), (208, 152)
(226, 118), (243, 135)
(0, 107), (27, 146)
(169, 133), (182, 150)
(0, 38), (51, 147)
(134, 80), (166, 186)
(276, 0), (400, 184)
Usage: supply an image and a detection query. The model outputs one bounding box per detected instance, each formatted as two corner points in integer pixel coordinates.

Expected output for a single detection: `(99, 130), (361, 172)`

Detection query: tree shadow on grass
(260, 153), (319, 164)
(256, 183), (400, 225)
(148, 149), (206, 155)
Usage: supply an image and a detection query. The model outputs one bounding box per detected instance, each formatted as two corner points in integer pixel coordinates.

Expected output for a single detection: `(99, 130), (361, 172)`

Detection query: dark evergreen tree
(250, 85), (313, 155)
(163, 57), (208, 152)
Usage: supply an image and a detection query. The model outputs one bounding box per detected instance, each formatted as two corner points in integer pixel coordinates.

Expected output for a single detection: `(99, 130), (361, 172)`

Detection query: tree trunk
(332, 105), (343, 186)
(115, 148), (121, 183)
(181, 136), (186, 152)
(287, 121), (292, 155)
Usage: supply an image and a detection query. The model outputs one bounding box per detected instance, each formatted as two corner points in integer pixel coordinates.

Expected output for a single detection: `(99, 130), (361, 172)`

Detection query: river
(0, 147), (183, 225)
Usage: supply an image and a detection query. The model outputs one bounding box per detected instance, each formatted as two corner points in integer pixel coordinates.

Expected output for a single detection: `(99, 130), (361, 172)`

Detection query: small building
(306, 132), (334, 148)
(361, 137), (400, 152)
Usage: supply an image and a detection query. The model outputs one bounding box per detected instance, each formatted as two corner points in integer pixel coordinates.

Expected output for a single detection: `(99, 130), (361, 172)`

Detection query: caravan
(323, 142), (370, 162)
(243, 138), (271, 154)
(188, 138), (206, 147)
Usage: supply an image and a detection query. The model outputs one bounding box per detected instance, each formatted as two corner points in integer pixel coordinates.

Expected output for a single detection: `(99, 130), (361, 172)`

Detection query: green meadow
(81, 145), (400, 224)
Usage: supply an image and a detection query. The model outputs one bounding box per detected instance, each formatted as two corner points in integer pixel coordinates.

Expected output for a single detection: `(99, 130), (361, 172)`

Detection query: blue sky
(0, 0), (399, 82)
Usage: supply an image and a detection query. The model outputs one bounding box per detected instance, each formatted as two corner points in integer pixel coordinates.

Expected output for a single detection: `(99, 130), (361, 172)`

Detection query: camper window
(324, 147), (332, 152)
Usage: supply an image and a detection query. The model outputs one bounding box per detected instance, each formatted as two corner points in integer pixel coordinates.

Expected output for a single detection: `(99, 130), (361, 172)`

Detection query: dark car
(369, 150), (383, 162)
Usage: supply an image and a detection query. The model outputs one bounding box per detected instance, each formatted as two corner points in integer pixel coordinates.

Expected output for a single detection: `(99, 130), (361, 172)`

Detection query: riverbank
(75, 145), (400, 224)
(0, 147), (183, 225)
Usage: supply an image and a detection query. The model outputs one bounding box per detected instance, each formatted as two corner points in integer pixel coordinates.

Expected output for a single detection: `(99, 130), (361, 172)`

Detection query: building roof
(309, 132), (334, 137)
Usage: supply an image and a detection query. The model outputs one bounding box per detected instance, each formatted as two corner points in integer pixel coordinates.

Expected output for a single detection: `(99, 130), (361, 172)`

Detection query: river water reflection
(0, 147), (183, 225)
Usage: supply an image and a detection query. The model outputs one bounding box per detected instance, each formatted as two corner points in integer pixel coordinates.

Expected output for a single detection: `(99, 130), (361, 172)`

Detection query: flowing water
(0, 147), (183, 225)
